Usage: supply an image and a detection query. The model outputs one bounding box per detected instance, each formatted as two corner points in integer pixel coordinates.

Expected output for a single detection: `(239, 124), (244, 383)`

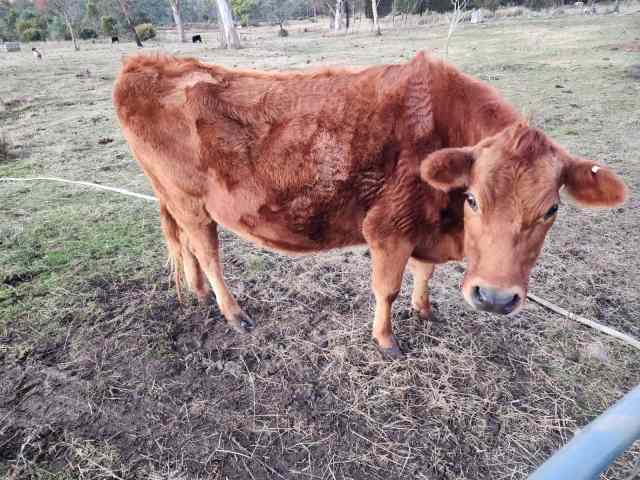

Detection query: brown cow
(113, 52), (627, 359)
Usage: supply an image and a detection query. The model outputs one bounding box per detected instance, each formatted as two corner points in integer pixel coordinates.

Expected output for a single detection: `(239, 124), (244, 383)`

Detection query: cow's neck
(431, 60), (521, 148)
(410, 60), (522, 263)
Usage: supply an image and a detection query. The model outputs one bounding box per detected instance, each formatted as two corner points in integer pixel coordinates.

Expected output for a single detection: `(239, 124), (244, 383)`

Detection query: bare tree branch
(47, 0), (83, 50)
(445, 0), (468, 56)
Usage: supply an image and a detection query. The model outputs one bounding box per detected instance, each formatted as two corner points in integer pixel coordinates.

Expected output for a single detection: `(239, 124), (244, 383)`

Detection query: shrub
(474, 0), (500, 12)
(79, 27), (97, 39)
(101, 16), (117, 36)
(20, 27), (45, 42)
(135, 23), (156, 41)
(232, 0), (258, 25)
(526, 0), (551, 11)
(496, 6), (525, 17)
(17, 15), (47, 34)
(16, 19), (36, 35)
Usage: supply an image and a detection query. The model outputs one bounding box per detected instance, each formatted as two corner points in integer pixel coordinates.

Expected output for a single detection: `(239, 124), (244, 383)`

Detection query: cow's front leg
(409, 258), (435, 320)
(369, 238), (414, 360)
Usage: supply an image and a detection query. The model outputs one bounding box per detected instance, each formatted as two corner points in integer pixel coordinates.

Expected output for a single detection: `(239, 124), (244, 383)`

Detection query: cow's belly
(204, 182), (366, 255)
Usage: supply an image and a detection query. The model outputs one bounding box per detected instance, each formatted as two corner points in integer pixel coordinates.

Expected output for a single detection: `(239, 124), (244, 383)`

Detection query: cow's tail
(159, 204), (184, 302)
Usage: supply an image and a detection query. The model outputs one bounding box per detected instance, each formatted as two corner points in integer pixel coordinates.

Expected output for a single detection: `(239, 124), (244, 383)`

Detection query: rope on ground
(527, 293), (640, 351)
(1, 176), (158, 202)
(3, 175), (640, 351)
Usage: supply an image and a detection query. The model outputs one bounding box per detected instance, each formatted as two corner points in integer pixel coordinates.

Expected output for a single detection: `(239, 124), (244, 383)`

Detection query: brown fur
(113, 52), (627, 351)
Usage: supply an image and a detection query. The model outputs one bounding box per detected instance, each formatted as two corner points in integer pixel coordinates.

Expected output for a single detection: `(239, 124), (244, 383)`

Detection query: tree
(371, 0), (380, 35)
(344, 0), (350, 29)
(167, 0), (185, 42)
(94, 0), (144, 46)
(86, 0), (100, 29)
(7, 9), (19, 39)
(333, 0), (343, 30)
(365, 0), (392, 18)
(116, 0), (143, 46)
(100, 14), (116, 34)
(47, 0), (83, 50)
(214, 0), (240, 48)
(445, 0), (468, 56)
(231, 0), (257, 26)
(261, 0), (297, 33)
(50, 15), (70, 38)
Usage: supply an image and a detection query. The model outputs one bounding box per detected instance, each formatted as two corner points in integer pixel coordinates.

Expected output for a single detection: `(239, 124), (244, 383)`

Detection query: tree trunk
(344, 0), (350, 29)
(371, 0), (381, 35)
(334, 0), (343, 30)
(63, 12), (79, 50)
(214, 0), (240, 49)
(170, 1), (186, 42)
(118, 0), (143, 47)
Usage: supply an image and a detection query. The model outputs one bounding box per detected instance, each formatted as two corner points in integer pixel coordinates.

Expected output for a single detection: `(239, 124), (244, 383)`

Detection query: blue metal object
(529, 384), (640, 480)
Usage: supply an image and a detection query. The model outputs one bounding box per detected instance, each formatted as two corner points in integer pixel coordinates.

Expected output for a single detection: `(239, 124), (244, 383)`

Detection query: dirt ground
(2, 10), (640, 480)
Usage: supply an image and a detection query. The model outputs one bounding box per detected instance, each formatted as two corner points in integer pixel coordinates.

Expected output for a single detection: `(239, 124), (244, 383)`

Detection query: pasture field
(1, 12), (640, 480)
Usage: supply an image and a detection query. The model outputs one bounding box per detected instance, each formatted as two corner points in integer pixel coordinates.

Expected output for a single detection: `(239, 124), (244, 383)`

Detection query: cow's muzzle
(470, 285), (523, 315)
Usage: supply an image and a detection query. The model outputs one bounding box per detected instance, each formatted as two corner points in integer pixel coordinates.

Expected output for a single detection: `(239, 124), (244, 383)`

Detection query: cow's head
(420, 122), (627, 315)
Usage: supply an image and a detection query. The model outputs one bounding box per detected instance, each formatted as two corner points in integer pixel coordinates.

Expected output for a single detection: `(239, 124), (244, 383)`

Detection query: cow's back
(113, 55), (412, 253)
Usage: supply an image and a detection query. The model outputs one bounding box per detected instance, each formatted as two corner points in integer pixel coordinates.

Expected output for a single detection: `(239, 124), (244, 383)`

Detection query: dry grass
(1, 12), (640, 480)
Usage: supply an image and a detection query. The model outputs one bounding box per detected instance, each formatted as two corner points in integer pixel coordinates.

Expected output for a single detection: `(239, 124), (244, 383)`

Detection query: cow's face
(420, 122), (627, 315)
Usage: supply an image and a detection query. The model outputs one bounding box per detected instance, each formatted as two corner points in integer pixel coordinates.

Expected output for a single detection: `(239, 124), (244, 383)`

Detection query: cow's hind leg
(180, 231), (210, 302)
(180, 220), (255, 333)
(409, 258), (434, 320)
(160, 204), (210, 302)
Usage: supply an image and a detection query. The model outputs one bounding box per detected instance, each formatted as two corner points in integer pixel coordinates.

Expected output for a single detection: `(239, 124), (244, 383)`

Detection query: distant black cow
(111, 36), (119, 44)
(192, 34), (202, 43)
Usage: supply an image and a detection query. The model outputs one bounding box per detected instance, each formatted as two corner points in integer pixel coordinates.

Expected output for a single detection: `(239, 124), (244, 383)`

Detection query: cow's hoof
(229, 311), (256, 334)
(413, 307), (431, 321)
(373, 336), (405, 360)
(411, 299), (431, 321)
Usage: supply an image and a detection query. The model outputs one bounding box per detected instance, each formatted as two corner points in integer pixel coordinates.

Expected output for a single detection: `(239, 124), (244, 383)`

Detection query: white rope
(527, 293), (640, 351)
(1, 176), (158, 202)
(3, 175), (639, 351)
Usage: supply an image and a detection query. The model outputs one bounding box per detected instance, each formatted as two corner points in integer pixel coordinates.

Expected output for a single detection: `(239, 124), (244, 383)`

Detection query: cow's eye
(465, 192), (479, 212)
(544, 203), (559, 221)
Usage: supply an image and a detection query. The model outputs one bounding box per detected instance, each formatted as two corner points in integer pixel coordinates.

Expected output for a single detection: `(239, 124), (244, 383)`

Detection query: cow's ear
(420, 148), (474, 191)
(563, 157), (627, 207)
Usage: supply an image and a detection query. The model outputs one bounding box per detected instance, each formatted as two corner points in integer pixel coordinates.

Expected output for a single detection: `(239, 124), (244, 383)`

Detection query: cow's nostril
(472, 285), (483, 305)
(475, 285), (495, 304)
(504, 294), (520, 313)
